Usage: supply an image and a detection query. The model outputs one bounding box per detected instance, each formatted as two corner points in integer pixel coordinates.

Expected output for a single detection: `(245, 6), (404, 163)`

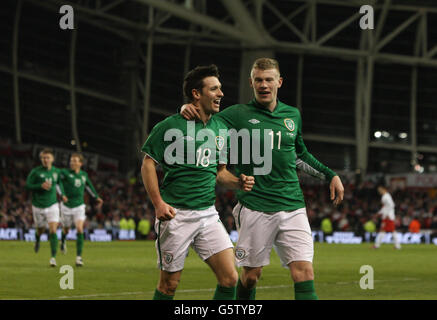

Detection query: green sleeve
(218, 121), (229, 165)
(56, 169), (66, 196)
(295, 112), (337, 182)
(85, 173), (99, 198)
(141, 120), (168, 163)
(59, 169), (66, 181)
(26, 169), (42, 191)
(214, 105), (237, 129)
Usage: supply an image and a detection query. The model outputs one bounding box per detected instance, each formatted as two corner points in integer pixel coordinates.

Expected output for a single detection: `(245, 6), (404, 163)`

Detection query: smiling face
(70, 156), (83, 171)
(250, 68), (283, 110)
(192, 76), (224, 115)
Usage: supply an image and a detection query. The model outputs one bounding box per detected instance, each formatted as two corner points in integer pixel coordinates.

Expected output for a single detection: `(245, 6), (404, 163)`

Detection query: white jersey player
(373, 185), (401, 250)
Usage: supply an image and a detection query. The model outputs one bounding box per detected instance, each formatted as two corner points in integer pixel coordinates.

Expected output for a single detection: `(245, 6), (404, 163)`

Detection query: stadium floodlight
(398, 132), (408, 139)
(374, 131), (382, 138)
(414, 164), (424, 173)
(381, 131), (390, 138)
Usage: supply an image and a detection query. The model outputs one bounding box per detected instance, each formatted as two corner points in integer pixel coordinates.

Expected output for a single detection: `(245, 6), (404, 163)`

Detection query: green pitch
(1, 241), (436, 300)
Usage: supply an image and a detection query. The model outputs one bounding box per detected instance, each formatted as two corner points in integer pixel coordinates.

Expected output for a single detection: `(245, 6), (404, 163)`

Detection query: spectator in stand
(409, 219), (421, 233)
(364, 217), (376, 234)
(320, 215), (333, 235)
(137, 215), (151, 239)
(119, 216), (128, 230)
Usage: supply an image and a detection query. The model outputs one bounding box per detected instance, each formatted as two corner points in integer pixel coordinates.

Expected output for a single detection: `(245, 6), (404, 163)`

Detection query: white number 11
(268, 131), (281, 149)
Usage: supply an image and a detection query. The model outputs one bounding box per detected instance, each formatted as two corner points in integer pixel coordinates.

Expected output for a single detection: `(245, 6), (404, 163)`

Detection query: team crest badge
(235, 248), (246, 260)
(215, 136), (225, 151)
(53, 173), (58, 181)
(81, 176), (86, 183)
(284, 118), (295, 132)
(164, 252), (173, 264)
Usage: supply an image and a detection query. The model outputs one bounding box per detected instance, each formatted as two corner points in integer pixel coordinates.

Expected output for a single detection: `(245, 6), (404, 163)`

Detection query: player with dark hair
(26, 148), (67, 267)
(59, 153), (103, 266)
(141, 64), (255, 300)
(181, 58), (344, 300)
(373, 185), (401, 250)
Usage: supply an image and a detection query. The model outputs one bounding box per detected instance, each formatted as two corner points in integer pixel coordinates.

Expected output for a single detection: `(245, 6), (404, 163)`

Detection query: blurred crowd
(1, 153), (437, 239)
(302, 180), (437, 235)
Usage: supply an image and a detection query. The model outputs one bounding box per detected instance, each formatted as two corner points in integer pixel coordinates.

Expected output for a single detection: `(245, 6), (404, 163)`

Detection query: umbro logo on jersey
(69, 174), (74, 178)
(248, 119), (260, 124)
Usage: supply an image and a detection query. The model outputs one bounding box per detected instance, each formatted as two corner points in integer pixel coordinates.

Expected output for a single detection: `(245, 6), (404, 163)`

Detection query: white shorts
(232, 202), (313, 268)
(32, 203), (60, 228)
(155, 205), (233, 272)
(61, 203), (86, 227)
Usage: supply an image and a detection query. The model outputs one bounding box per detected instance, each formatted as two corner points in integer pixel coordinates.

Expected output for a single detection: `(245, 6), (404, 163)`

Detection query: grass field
(1, 241), (437, 300)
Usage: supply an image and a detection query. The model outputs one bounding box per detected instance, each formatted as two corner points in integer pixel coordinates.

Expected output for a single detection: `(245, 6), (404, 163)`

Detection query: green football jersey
(142, 114), (228, 210)
(215, 99), (337, 213)
(26, 166), (65, 208)
(60, 169), (99, 208)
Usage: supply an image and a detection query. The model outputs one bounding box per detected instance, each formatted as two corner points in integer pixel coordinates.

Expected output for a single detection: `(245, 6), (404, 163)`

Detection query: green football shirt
(215, 98), (337, 213)
(26, 166), (65, 208)
(60, 169), (99, 208)
(142, 114), (228, 210)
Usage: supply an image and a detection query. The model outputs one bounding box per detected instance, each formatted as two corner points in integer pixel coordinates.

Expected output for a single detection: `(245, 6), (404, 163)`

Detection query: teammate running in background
(141, 65), (255, 300)
(60, 153), (103, 266)
(373, 185), (401, 250)
(26, 148), (67, 267)
(181, 58), (344, 300)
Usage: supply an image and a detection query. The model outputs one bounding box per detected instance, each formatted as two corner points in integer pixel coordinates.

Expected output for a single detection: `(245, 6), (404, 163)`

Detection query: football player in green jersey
(141, 65), (255, 300)
(59, 153), (103, 266)
(181, 58), (344, 300)
(26, 148), (68, 267)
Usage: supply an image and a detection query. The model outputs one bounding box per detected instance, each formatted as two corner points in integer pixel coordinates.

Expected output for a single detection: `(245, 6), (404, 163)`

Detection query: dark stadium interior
(1, 0), (437, 241)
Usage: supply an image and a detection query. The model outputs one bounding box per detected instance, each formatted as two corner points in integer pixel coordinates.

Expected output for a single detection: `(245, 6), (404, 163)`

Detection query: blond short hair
(71, 153), (84, 163)
(250, 58), (281, 78)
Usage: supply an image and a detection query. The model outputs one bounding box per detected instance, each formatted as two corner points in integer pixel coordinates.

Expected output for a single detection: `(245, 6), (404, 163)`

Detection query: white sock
(392, 232), (401, 249)
(375, 232), (386, 247)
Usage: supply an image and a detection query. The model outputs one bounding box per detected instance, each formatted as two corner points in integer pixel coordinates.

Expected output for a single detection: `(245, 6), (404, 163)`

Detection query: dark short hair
(40, 148), (54, 156)
(183, 64), (219, 102)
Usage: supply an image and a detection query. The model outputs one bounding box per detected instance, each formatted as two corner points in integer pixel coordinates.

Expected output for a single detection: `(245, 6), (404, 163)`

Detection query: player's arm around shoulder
(216, 164), (255, 192)
(141, 156), (175, 221)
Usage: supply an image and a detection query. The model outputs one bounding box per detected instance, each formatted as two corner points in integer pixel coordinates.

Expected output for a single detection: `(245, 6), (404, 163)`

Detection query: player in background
(141, 65), (255, 300)
(373, 185), (401, 250)
(181, 58), (344, 300)
(26, 148), (67, 267)
(59, 153), (103, 266)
